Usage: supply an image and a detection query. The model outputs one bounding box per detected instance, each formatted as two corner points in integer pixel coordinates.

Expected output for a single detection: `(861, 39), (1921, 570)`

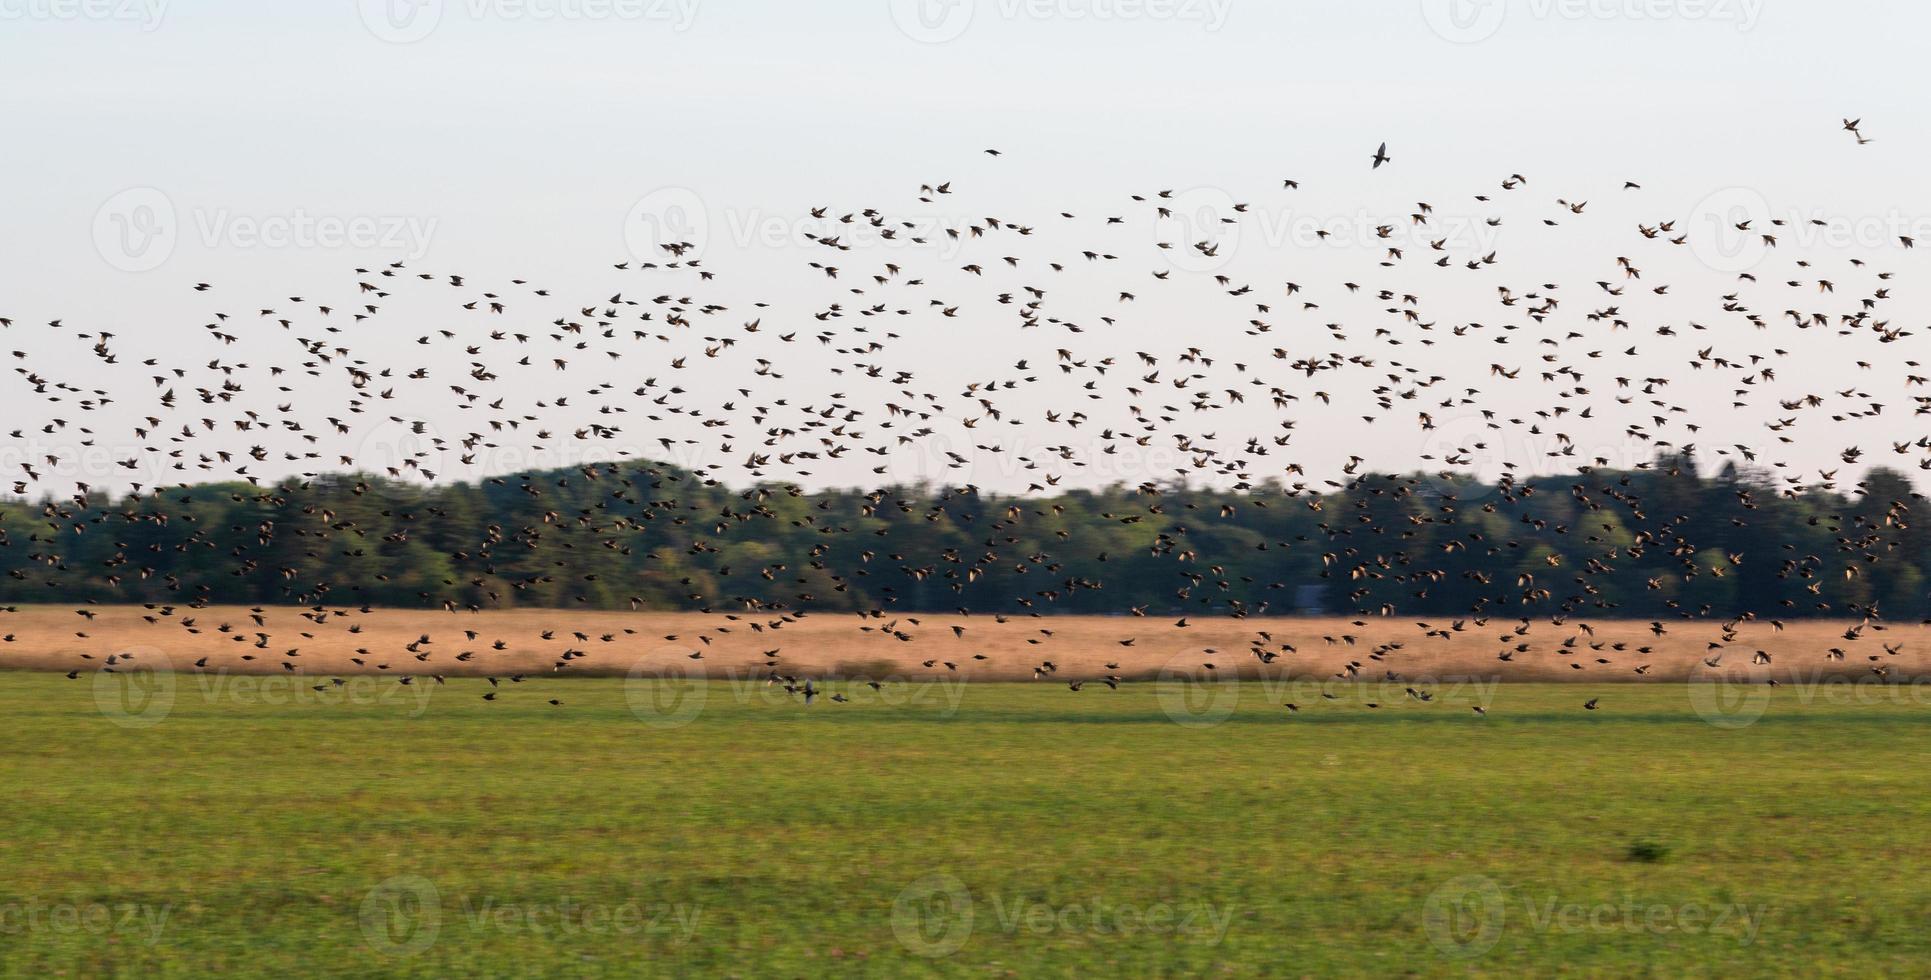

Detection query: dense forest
(2, 454), (1924, 622)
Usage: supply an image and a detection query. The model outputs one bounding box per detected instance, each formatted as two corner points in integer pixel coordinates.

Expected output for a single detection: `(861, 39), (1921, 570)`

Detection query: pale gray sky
(0, 1), (1923, 497)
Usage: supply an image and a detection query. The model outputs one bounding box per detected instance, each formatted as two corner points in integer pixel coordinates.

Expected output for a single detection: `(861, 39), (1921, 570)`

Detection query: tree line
(2, 454), (1924, 622)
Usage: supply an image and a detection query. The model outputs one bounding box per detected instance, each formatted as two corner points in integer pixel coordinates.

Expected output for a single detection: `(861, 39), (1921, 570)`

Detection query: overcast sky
(0, 1), (1923, 498)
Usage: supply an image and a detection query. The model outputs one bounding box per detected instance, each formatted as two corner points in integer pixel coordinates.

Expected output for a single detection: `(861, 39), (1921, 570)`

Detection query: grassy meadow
(4, 672), (1930, 976)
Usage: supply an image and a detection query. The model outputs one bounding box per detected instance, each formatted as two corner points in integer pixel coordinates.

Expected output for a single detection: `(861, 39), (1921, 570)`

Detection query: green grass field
(5, 671), (1930, 977)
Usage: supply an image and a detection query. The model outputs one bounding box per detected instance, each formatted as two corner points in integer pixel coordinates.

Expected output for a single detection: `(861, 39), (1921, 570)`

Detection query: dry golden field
(0, 603), (1919, 684)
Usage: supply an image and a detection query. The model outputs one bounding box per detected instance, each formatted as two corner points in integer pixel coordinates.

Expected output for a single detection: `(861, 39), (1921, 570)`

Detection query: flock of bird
(6, 124), (1926, 714)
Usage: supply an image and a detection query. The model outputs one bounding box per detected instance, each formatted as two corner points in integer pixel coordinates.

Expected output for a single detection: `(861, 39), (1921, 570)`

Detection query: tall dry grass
(0, 604), (1918, 684)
